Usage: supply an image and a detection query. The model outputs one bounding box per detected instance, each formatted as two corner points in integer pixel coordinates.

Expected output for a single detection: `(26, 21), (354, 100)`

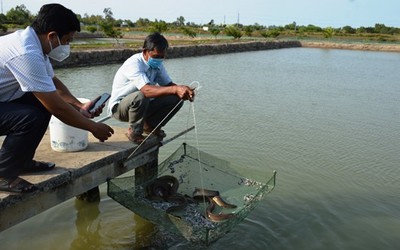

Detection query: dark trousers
(112, 91), (183, 134)
(0, 93), (51, 177)
(145, 95), (183, 129)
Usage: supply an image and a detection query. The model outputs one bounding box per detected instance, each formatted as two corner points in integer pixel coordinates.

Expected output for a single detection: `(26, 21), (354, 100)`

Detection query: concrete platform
(0, 126), (161, 232)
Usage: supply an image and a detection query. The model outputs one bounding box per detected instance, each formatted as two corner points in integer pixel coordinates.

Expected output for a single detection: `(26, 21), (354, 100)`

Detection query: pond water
(1, 48), (400, 249)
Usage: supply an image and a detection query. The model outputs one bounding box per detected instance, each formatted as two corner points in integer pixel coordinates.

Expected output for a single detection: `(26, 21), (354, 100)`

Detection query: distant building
(202, 26), (209, 31)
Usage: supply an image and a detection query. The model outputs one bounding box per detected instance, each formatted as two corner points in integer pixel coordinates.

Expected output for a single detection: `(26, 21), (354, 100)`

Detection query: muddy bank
(301, 41), (400, 52)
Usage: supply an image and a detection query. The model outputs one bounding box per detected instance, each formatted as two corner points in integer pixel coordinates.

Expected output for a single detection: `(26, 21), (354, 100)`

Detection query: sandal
(24, 160), (55, 173)
(126, 132), (145, 144)
(143, 129), (166, 138)
(0, 177), (38, 194)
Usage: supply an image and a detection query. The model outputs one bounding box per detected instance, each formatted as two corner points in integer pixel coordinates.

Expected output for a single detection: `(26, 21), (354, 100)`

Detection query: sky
(1, 0), (399, 28)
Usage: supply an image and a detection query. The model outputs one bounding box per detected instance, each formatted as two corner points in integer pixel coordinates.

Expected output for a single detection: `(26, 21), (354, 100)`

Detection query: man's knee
(128, 91), (149, 109)
(20, 109), (50, 132)
(164, 95), (182, 106)
(171, 95), (183, 110)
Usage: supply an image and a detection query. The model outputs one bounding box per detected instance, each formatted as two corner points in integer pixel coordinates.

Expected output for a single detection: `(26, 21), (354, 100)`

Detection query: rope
(126, 99), (184, 160)
(179, 81), (208, 211)
(125, 81), (201, 161)
(190, 98), (209, 212)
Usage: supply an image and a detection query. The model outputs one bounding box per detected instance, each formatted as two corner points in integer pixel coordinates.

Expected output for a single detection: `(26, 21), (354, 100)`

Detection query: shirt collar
(141, 52), (150, 70)
(27, 26), (46, 59)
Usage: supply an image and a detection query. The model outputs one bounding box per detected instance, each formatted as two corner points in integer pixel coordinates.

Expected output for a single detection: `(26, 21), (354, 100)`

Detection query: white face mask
(48, 35), (70, 62)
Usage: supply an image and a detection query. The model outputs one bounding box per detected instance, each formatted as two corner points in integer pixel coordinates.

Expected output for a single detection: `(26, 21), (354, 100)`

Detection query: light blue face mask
(147, 57), (163, 69)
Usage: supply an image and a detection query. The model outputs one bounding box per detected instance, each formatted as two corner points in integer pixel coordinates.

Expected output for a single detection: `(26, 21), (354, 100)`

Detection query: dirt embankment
(51, 40), (400, 69)
(52, 40), (302, 68)
(300, 41), (400, 52)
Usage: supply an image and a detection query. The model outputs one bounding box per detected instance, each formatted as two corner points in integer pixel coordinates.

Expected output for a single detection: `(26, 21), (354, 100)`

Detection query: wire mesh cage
(107, 143), (277, 245)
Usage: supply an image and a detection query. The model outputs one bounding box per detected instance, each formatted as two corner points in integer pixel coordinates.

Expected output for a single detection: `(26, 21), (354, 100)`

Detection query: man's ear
(142, 49), (149, 61)
(45, 32), (57, 53)
(47, 31), (58, 40)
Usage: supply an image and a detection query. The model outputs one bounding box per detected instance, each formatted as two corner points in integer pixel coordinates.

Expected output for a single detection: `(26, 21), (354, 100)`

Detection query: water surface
(1, 48), (399, 249)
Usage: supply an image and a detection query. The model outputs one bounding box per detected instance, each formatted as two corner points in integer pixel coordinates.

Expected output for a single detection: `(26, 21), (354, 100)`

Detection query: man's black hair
(31, 3), (80, 38)
(143, 32), (169, 52)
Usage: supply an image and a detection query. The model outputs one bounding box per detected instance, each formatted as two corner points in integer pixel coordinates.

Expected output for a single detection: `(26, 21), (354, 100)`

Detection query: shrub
(210, 28), (220, 37)
(86, 26), (97, 33)
(260, 29), (280, 38)
(149, 21), (168, 33)
(0, 23), (7, 33)
(323, 27), (334, 38)
(224, 26), (242, 39)
(181, 27), (197, 38)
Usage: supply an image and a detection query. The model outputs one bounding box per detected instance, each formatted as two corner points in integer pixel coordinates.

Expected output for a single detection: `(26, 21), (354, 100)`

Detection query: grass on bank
(68, 25), (400, 51)
(70, 37), (268, 51)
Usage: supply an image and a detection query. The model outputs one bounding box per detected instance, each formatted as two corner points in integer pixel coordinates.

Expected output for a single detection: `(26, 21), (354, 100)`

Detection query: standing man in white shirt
(0, 4), (114, 194)
(108, 32), (195, 144)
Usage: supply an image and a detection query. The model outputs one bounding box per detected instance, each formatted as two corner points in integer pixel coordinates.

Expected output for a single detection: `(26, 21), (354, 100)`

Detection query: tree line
(1, 4), (400, 41)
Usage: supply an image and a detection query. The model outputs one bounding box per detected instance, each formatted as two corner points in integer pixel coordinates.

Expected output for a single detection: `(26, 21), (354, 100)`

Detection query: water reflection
(70, 190), (170, 250)
(70, 198), (101, 250)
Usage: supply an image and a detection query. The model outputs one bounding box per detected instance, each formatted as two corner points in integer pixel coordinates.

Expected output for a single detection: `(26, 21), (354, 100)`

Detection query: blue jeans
(0, 93), (51, 177)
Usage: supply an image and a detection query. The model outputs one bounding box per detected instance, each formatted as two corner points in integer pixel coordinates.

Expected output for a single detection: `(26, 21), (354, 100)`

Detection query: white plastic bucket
(49, 98), (89, 152)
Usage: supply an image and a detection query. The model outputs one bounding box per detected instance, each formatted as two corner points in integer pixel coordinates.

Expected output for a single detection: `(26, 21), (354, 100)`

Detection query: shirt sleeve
(122, 58), (150, 90)
(5, 53), (56, 93)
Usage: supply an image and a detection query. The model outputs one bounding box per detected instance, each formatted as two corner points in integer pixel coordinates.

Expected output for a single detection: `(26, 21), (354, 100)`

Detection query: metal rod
(160, 126), (195, 146)
(95, 115), (112, 123)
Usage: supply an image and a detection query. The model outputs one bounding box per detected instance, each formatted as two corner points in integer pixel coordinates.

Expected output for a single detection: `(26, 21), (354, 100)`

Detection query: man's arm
(33, 91), (114, 141)
(53, 76), (102, 117)
(140, 83), (195, 101)
(53, 76), (82, 108)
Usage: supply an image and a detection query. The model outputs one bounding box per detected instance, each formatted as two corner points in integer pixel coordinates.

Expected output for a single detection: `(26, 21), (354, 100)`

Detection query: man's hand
(80, 96), (104, 118)
(34, 91), (114, 141)
(91, 122), (114, 142)
(175, 85), (195, 102)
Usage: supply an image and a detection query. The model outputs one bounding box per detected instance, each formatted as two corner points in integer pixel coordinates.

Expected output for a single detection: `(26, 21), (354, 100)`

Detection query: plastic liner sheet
(107, 143), (277, 245)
